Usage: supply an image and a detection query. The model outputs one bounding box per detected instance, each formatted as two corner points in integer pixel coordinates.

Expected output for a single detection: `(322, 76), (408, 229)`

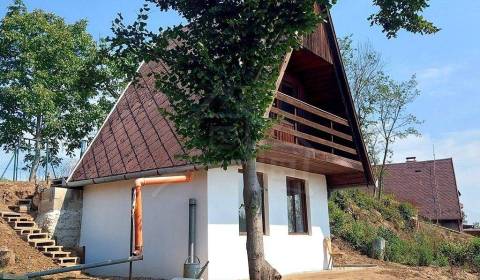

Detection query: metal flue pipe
(188, 198), (197, 263)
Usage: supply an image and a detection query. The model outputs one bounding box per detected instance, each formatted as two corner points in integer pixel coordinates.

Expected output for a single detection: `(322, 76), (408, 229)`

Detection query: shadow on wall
(35, 186), (83, 249)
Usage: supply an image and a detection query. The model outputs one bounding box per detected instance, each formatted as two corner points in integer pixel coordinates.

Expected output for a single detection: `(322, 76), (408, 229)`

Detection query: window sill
(288, 232), (310, 236)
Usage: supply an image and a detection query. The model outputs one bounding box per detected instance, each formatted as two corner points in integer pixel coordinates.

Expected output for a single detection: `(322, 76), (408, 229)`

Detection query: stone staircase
(0, 197), (79, 267)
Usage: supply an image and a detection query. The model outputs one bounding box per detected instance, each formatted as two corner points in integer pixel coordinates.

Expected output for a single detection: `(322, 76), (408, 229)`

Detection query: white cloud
(391, 130), (480, 223)
(418, 65), (455, 82)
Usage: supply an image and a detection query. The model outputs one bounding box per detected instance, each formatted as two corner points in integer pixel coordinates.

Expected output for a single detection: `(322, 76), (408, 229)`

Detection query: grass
(329, 189), (480, 271)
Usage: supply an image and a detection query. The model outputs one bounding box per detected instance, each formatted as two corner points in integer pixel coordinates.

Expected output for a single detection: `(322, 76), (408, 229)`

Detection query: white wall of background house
(207, 163), (332, 280)
(80, 171), (208, 279)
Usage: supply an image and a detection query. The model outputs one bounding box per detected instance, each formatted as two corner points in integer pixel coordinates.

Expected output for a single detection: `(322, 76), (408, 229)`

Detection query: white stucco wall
(80, 171), (208, 279)
(207, 163), (331, 279)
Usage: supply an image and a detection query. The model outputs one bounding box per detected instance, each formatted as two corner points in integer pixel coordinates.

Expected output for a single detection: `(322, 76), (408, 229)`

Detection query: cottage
(61, 12), (373, 279)
(381, 157), (463, 231)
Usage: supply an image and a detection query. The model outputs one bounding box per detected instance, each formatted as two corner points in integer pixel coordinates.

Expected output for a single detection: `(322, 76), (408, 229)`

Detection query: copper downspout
(132, 174), (192, 256)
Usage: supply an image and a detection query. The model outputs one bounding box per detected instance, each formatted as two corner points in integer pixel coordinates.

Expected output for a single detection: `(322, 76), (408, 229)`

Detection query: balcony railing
(269, 92), (357, 156)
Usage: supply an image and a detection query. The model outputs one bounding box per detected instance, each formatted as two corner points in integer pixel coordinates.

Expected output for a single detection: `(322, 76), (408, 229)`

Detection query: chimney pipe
(406, 157), (416, 162)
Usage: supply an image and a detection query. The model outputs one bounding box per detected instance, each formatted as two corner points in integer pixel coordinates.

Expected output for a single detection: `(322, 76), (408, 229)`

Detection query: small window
(286, 177), (308, 234)
(239, 172), (267, 234)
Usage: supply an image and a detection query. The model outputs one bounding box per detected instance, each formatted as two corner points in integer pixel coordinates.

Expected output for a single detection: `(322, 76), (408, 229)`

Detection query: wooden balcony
(258, 92), (367, 186)
(271, 92), (356, 156)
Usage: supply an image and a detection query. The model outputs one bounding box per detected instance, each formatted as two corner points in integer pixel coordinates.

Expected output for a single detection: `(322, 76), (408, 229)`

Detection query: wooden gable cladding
(264, 9), (374, 189)
(302, 22), (333, 64)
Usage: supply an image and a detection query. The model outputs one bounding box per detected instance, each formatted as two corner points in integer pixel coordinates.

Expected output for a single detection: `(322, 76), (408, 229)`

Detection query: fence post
(45, 140), (49, 181)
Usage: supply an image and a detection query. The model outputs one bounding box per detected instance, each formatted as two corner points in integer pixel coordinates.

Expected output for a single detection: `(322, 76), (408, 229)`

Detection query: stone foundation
(35, 187), (82, 248)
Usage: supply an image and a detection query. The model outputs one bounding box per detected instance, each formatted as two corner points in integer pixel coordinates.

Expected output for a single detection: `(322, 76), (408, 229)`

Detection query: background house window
(287, 177), (308, 234)
(239, 172), (267, 234)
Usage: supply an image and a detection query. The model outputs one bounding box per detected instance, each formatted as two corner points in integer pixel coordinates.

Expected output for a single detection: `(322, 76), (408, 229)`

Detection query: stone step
(60, 262), (79, 268)
(24, 232), (49, 241)
(15, 228), (42, 235)
(54, 256), (78, 266)
(45, 251), (71, 258)
(6, 216), (33, 222)
(37, 245), (63, 252)
(17, 199), (32, 205)
(30, 239), (55, 247)
(9, 221), (36, 228)
(13, 205), (30, 213)
(0, 211), (21, 218)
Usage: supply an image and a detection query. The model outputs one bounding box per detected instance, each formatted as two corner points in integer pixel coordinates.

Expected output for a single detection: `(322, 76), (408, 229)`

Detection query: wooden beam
(272, 125), (357, 155)
(270, 107), (353, 141)
(264, 51), (293, 118)
(258, 139), (364, 174)
(275, 92), (349, 126)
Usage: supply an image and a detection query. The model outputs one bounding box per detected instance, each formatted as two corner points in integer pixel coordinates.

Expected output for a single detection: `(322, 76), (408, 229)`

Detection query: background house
(381, 157), (463, 231)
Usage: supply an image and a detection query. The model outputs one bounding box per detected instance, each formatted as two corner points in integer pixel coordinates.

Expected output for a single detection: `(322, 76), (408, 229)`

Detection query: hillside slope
(329, 189), (480, 275)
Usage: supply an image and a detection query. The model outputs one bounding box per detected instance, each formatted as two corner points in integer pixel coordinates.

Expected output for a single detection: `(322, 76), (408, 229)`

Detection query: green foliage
(329, 190), (480, 270)
(399, 202), (417, 221)
(0, 0), (131, 177)
(339, 36), (423, 198)
(369, 0), (440, 38)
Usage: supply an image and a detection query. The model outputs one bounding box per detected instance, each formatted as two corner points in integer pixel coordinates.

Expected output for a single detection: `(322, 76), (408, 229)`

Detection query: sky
(0, 1), (479, 223)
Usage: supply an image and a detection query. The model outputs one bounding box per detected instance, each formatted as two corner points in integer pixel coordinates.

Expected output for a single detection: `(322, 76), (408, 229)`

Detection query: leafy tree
(374, 76), (422, 198)
(110, 1), (437, 278)
(341, 37), (422, 198)
(339, 36), (385, 168)
(369, 0), (440, 38)
(0, 0), (130, 181)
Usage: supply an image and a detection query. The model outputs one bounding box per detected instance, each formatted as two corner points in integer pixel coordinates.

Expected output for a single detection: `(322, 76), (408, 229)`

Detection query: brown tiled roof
(382, 158), (463, 221)
(69, 62), (190, 182)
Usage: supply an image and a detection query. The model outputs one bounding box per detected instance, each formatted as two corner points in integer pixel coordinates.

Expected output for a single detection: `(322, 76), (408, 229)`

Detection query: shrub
(328, 200), (350, 236)
(416, 234), (434, 266)
(440, 242), (467, 266)
(473, 255), (480, 272)
(398, 202), (417, 221)
(342, 221), (376, 254)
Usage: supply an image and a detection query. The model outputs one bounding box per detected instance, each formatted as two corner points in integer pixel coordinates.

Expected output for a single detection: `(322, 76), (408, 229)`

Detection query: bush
(416, 234), (434, 266)
(440, 242), (467, 266)
(473, 255), (480, 272)
(398, 202), (417, 221)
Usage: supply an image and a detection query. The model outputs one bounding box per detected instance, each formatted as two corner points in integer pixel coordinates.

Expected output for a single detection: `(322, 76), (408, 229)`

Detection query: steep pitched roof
(382, 158), (463, 221)
(68, 62), (191, 182)
(68, 12), (373, 186)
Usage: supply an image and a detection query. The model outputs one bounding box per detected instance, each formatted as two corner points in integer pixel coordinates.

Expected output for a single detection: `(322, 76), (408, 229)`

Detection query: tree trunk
(29, 115), (42, 182)
(376, 140), (390, 200)
(242, 158), (281, 280)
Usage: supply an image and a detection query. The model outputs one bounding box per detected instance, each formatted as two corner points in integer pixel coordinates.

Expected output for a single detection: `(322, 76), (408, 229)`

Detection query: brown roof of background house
(382, 158), (463, 221)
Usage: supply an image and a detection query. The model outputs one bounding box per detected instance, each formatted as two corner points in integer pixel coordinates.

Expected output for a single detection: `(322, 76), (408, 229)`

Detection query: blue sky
(1, 0), (479, 223)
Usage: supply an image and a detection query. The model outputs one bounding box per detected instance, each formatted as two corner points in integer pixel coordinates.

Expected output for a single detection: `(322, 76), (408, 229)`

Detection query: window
(239, 172), (267, 234)
(286, 177), (308, 234)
